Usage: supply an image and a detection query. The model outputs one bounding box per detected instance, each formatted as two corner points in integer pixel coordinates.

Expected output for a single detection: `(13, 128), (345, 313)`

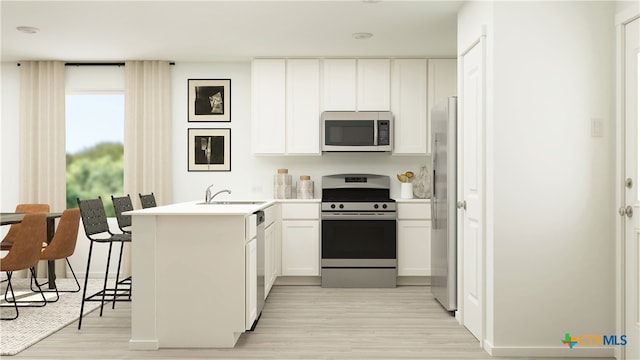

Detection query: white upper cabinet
(252, 59), (286, 154)
(286, 59), (321, 155)
(392, 59), (428, 155)
(322, 59), (357, 111)
(251, 58), (454, 155)
(322, 58), (390, 111)
(427, 59), (457, 153)
(252, 58), (320, 155)
(357, 59), (391, 111)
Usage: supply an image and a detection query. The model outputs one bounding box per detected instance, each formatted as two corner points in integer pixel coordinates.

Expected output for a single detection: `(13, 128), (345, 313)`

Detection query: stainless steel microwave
(321, 111), (393, 152)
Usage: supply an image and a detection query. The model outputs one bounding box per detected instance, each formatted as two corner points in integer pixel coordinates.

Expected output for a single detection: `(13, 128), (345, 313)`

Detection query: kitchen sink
(197, 201), (267, 205)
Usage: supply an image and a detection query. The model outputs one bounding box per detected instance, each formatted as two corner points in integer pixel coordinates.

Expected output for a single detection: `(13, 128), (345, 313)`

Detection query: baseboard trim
(274, 276), (321, 286)
(397, 276), (430, 286)
(274, 276), (430, 286)
(485, 341), (615, 358)
(129, 339), (159, 350)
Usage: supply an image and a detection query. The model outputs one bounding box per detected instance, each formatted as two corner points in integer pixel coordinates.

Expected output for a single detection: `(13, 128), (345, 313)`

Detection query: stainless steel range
(321, 174), (397, 288)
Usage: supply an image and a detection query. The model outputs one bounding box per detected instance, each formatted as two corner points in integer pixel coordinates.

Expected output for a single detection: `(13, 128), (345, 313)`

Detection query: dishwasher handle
(255, 210), (265, 226)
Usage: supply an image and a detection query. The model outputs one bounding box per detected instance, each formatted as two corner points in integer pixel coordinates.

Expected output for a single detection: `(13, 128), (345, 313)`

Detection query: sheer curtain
(122, 60), (172, 274)
(124, 61), (172, 204)
(18, 61), (67, 277)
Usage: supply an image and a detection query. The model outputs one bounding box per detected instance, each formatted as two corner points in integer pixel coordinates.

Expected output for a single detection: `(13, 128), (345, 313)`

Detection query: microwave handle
(373, 120), (378, 146)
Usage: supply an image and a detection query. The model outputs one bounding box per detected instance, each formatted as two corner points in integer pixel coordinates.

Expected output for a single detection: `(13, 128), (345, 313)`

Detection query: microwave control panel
(378, 120), (390, 145)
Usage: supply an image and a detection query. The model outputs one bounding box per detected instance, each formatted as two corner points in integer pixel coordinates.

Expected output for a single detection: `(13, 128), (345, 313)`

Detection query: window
(65, 93), (124, 216)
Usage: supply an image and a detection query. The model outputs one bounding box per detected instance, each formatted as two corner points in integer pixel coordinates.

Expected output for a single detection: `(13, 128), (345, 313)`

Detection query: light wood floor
(11, 286), (612, 360)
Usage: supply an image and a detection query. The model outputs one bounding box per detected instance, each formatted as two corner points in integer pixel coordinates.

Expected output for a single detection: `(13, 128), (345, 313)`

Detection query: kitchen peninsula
(126, 200), (276, 350)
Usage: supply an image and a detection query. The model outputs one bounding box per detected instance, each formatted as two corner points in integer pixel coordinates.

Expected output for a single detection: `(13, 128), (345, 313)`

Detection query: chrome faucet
(205, 185), (231, 203)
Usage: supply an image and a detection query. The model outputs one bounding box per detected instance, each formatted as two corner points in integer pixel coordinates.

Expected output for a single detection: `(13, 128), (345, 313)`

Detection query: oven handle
(321, 213), (397, 221)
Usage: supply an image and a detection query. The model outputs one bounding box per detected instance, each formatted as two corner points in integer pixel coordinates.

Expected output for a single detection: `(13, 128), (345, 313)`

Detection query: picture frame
(188, 128), (231, 171)
(188, 79), (231, 122)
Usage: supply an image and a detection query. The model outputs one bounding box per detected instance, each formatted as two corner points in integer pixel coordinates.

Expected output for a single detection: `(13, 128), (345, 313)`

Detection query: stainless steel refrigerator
(430, 96), (457, 312)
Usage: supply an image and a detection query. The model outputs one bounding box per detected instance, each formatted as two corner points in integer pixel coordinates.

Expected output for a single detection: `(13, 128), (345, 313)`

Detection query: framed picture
(188, 79), (231, 122)
(188, 128), (231, 171)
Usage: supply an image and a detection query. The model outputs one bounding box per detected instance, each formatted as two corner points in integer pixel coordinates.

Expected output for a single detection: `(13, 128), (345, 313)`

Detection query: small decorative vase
(400, 182), (413, 199)
(412, 165), (431, 199)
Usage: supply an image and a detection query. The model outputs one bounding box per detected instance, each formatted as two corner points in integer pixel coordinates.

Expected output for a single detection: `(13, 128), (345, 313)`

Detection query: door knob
(619, 206), (633, 218)
(457, 200), (467, 210)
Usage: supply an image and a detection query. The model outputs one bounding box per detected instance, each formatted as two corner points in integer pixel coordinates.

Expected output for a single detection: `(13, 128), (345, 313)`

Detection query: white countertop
(394, 198), (431, 203)
(125, 199), (277, 216)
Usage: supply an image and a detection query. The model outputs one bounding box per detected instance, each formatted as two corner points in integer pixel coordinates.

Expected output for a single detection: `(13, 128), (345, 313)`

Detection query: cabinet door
(264, 222), (276, 296)
(357, 59), (391, 111)
(392, 59), (428, 154)
(281, 220), (319, 276)
(323, 59), (357, 111)
(397, 220), (431, 276)
(286, 59), (321, 154)
(245, 238), (257, 329)
(252, 59), (286, 154)
(427, 59), (457, 153)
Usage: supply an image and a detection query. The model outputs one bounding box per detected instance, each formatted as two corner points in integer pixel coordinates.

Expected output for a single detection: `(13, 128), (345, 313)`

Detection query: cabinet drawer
(281, 203), (320, 220)
(397, 203), (431, 220)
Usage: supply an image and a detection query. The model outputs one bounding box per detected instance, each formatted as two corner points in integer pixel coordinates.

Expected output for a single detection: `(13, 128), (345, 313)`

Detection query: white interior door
(459, 39), (484, 341)
(622, 16), (640, 360)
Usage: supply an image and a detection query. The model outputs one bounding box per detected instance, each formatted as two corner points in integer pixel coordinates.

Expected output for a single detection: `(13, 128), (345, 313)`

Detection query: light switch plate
(591, 118), (604, 138)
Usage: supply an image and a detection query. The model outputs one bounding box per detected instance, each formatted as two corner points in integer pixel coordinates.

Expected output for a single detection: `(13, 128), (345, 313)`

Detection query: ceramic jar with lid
(296, 175), (314, 199)
(274, 168), (292, 199)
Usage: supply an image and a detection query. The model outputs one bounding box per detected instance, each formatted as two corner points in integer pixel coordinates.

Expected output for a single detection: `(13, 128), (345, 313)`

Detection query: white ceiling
(1, 0), (462, 62)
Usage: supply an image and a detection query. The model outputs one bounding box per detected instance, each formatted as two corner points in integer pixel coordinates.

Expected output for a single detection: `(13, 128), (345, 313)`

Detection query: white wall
(459, 1), (616, 356)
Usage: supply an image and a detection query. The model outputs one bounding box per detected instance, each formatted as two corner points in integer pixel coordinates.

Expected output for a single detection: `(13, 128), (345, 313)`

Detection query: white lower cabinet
(397, 220), (431, 276)
(397, 201), (431, 276)
(281, 202), (320, 276)
(245, 236), (257, 330)
(282, 220), (320, 276)
(264, 221), (276, 296)
(263, 204), (279, 298)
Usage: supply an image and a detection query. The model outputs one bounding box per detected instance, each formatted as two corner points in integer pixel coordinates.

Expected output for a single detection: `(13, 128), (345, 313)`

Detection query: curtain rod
(18, 61), (176, 66)
(65, 62), (176, 66)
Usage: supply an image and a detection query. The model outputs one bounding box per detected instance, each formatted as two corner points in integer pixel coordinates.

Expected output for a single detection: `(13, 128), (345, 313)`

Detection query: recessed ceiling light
(16, 26), (39, 34)
(352, 32), (373, 40)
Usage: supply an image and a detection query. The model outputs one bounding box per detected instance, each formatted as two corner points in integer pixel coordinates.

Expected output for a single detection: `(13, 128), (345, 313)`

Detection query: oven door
(321, 216), (396, 267)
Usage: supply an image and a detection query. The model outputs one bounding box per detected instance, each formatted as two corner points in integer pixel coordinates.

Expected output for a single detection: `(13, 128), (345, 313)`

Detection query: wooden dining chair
(0, 203), (50, 251)
(31, 208), (82, 301)
(1, 213), (48, 320)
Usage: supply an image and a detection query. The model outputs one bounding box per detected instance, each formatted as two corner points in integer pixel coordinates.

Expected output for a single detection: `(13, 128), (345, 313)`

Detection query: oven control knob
(374, 204), (379, 209)
(382, 204), (387, 209)
(339, 204), (344, 209)
(331, 204), (336, 209)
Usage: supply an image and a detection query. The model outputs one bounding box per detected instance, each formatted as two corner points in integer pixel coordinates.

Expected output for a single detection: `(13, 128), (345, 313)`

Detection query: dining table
(0, 212), (63, 289)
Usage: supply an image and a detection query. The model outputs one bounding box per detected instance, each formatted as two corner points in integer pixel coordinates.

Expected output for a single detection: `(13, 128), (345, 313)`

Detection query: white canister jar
(274, 168), (292, 199)
(296, 175), (314, 199)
